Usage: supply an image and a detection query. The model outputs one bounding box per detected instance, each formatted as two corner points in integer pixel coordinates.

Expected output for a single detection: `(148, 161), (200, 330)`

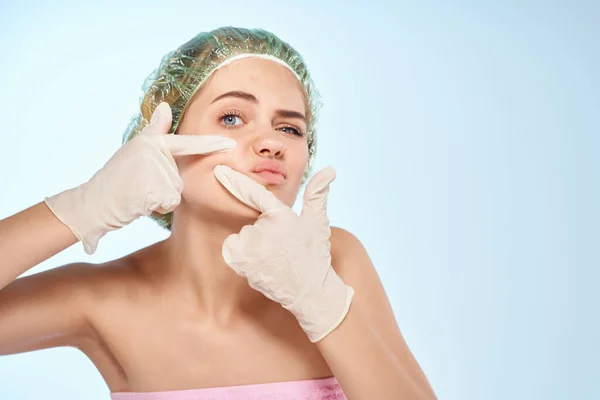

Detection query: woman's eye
(222, 115), (243, 127)
(279, 126), (303, 136)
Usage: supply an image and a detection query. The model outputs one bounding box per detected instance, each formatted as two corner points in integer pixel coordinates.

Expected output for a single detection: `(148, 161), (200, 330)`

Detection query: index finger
(213, 165), (288, 213)
(162, 134), (237, 156)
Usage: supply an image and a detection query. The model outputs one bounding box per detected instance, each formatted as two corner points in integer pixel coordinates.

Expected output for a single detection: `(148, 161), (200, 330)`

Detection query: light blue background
(0, 1), (598, 399)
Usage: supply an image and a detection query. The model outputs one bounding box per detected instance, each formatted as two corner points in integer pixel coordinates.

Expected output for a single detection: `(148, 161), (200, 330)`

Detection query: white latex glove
(45, 102), (236, 254)
(213, 164), (354, 343)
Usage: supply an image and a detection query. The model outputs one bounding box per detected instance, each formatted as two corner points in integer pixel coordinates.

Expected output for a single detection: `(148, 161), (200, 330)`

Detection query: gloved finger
(222, 233), (242, 265)
(213, 165), (288, 214)
(162, 134), (237, 156)
(301, 166), (336, 218)
(139, 102), (173, 136)
(141, 143), (183, 193)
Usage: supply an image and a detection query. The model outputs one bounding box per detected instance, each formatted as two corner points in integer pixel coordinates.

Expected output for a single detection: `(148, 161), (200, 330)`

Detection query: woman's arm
(316, 227), (437, 400)
(0, 202), (96, 357)
(0, 201), (78, 290)
(0, 262), (96, 356)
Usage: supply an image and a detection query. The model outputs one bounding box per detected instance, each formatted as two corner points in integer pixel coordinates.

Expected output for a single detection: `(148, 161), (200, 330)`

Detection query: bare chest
(83, 302), (332, 392)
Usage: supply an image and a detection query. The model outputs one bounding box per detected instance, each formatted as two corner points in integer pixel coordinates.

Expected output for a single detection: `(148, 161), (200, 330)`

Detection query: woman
(0, 27), (436, 399)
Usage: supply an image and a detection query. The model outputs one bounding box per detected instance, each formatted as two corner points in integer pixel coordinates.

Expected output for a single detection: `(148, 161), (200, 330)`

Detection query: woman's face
(174, 57), (309, 223)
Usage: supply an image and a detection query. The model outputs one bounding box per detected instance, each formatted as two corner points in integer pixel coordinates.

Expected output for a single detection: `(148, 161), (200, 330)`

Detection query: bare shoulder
(0, 251), (150, 389)
(24, 251), (142, 300)
(330, 226), (365, 248)
(0, 259), (127, 312)
(329, 226), (382, 292)
(0, 247), (145, 354)
(329, 226), (437, 397)
(329, 226), (370, 276)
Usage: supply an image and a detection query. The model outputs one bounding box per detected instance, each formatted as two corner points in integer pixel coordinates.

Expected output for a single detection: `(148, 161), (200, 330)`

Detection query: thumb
(301, 166), (336, 217)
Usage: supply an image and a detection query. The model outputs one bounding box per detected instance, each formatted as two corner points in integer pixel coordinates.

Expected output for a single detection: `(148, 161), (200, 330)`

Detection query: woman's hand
(213, 165), (354, 343)
(44, 102), (236, 255)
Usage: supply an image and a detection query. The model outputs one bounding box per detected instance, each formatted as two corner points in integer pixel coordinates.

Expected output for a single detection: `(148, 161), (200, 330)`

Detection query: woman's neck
(148, 209), (270, 327)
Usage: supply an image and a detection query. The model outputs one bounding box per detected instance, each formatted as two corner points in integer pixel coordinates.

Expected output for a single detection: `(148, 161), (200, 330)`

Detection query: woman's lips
(252, 160), (287, 185)
(253, 170), (285, 185)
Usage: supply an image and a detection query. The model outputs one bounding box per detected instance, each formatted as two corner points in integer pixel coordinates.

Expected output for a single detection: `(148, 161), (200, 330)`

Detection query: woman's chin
(174, 196), (259, 225)
(176, 182), (297, 226)
(218, 201), (261, 222)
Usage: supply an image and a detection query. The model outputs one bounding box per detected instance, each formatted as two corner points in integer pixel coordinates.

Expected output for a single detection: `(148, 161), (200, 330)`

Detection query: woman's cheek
(175, 152), (222, 195)
(175, 154), (261, 220)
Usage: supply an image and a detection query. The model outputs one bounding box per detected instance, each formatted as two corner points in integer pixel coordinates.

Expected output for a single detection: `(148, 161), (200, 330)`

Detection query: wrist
(284, 267), (355, 342)
(44, 185), (108, 254)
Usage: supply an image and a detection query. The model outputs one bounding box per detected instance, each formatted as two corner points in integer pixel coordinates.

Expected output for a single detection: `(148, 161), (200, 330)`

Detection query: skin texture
(0, 58), (436, 397)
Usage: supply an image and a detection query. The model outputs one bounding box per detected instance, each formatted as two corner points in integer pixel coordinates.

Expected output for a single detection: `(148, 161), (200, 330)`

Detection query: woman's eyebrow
(212, 90), (306, 121)
(275, 109), (305, 122)
(211, 90), (257, 104)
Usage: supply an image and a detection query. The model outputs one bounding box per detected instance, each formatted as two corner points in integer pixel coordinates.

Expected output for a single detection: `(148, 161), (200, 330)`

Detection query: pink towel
(110, 376), (346, 400)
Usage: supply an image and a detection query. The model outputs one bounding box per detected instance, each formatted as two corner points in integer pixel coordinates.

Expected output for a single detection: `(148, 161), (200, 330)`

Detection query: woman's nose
(253, 136), (285, 159)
